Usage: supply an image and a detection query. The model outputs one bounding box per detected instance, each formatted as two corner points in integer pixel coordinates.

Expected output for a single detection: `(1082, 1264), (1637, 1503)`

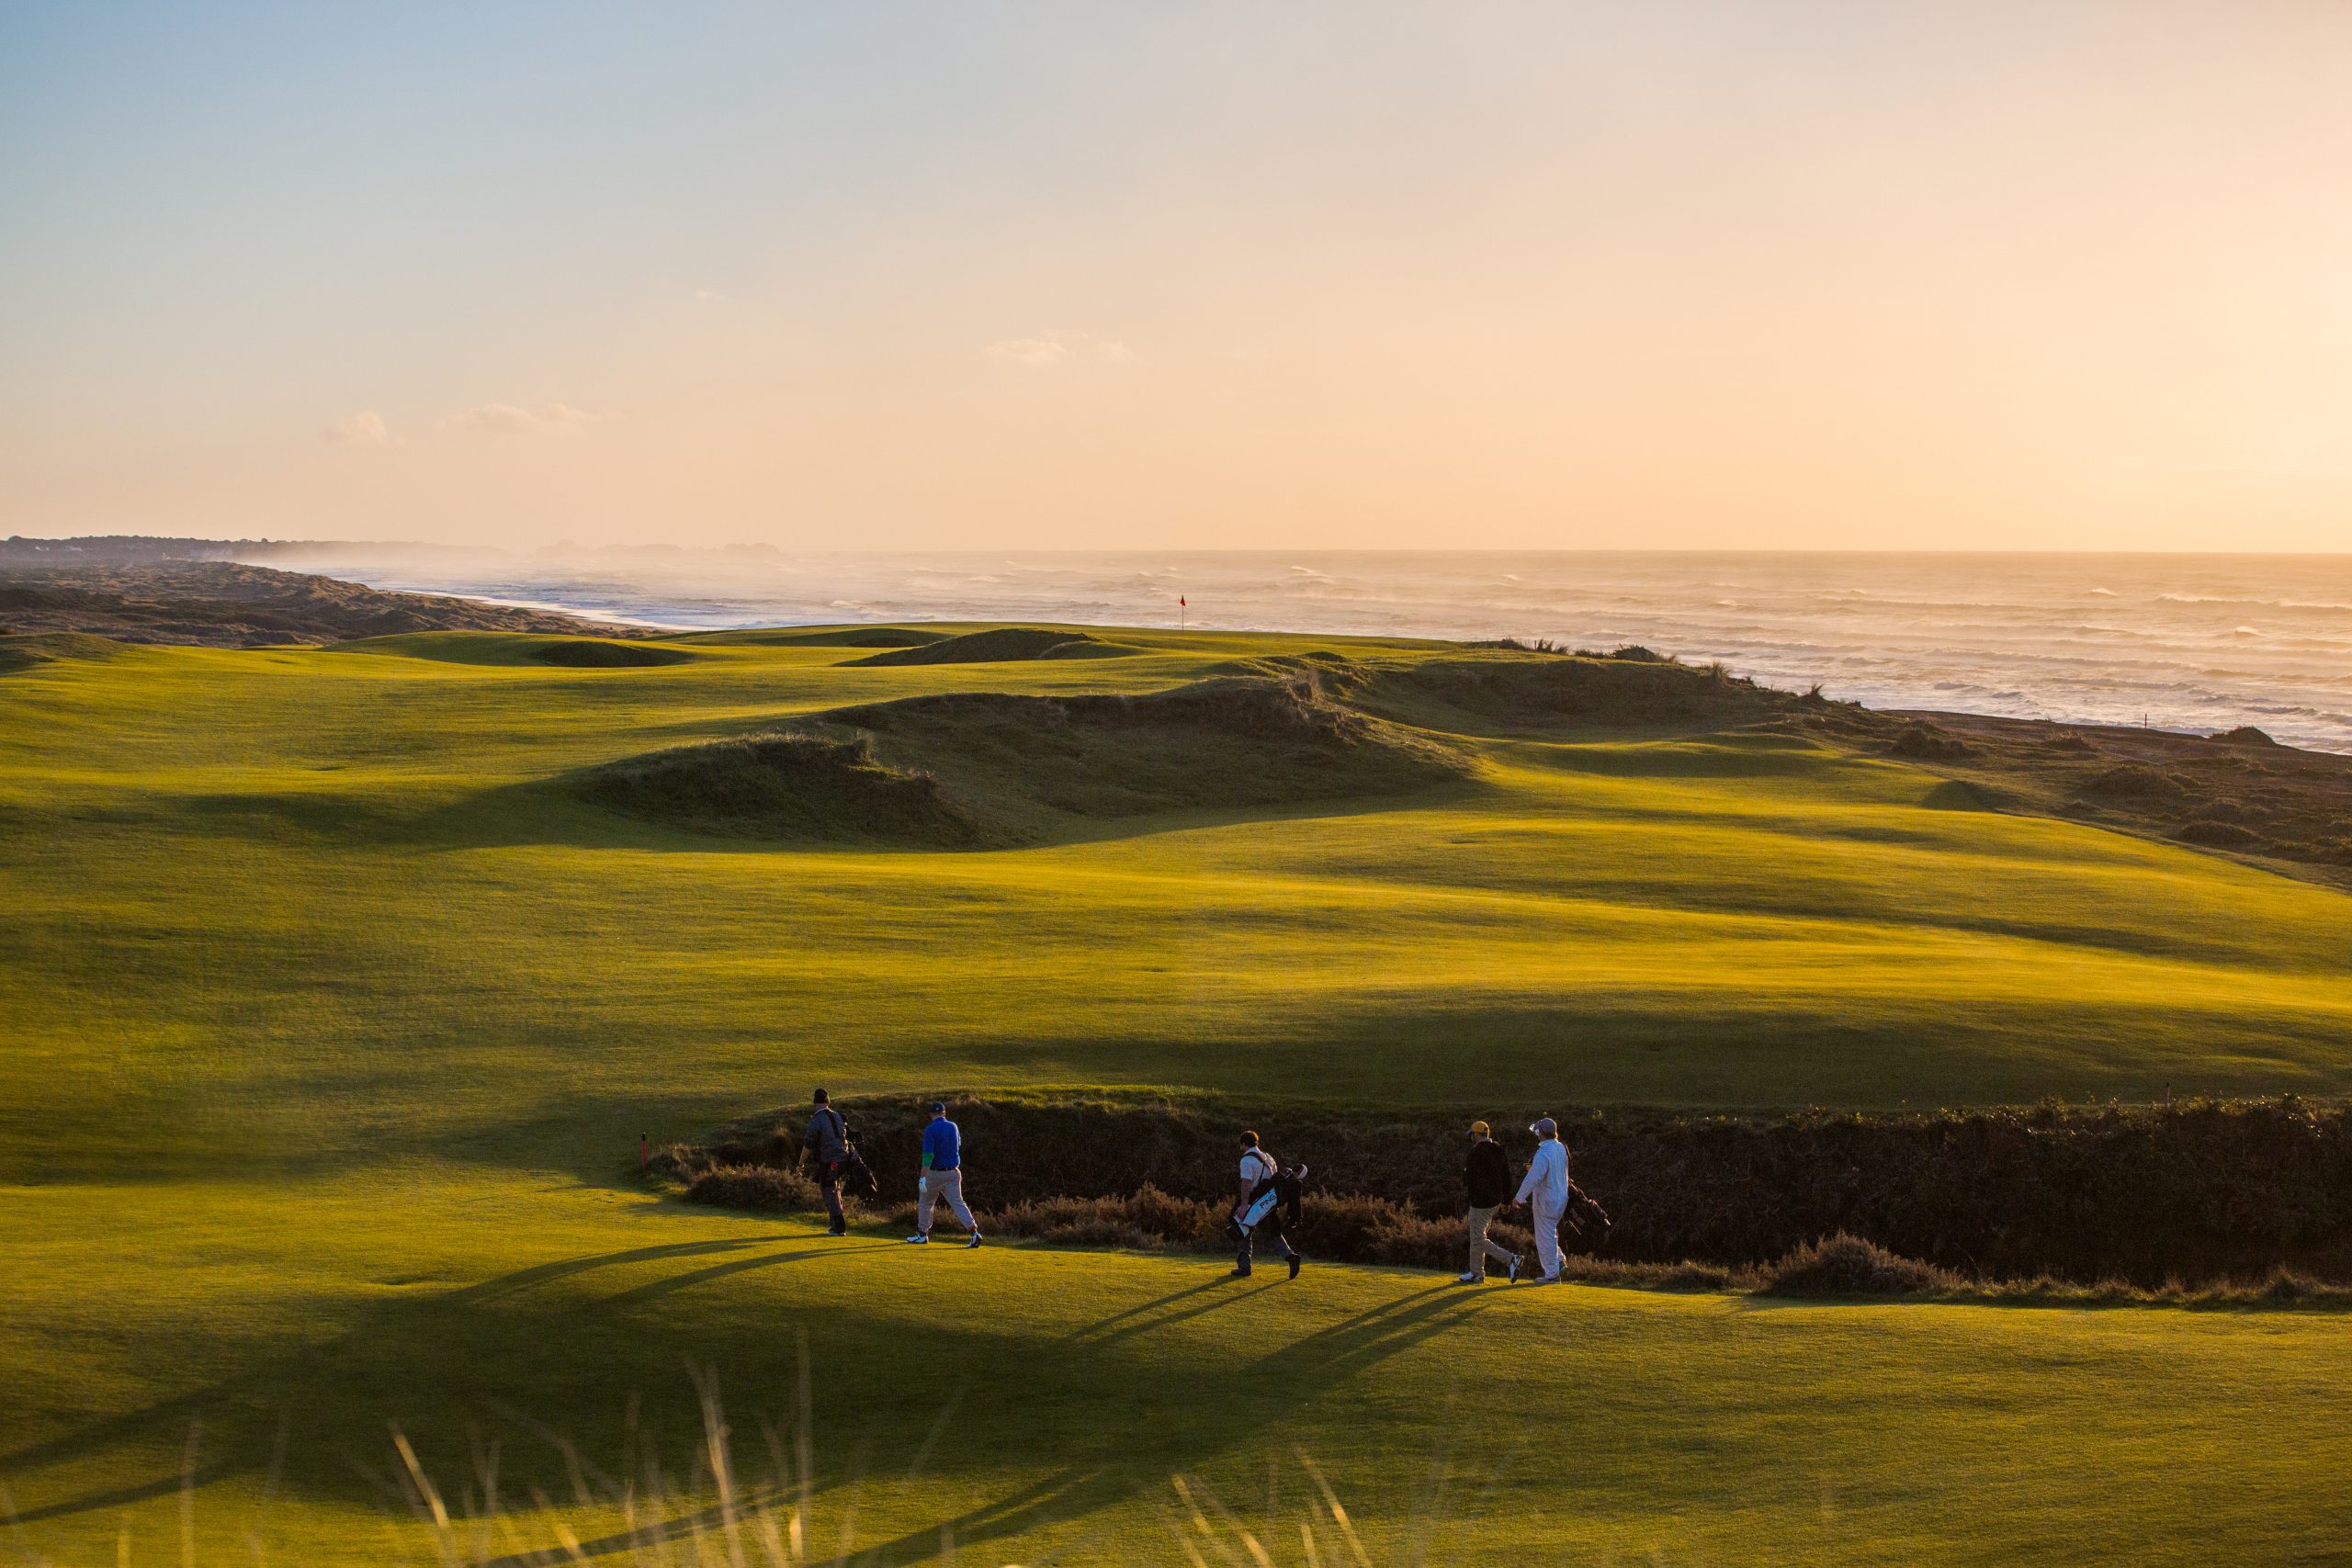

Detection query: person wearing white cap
(1512, 1116), (1570, 1284)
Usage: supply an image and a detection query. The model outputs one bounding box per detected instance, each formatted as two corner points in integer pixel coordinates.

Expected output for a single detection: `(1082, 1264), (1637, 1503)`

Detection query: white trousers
(1531, 1201), (1564, 1280)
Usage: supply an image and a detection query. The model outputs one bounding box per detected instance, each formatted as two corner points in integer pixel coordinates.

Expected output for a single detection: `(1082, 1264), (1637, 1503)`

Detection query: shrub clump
(2213, 726), (2280, 747)
(1352, 651), (1783, 735)
(2173, 819), (2265, 849)
(986, 1186), (1224, 1251)
(1888, 723), (1973, 761)
(2083, 764), (2186, 799)
(685, 1164), (824, 1212)
(1756, 1234), (1959, 1297)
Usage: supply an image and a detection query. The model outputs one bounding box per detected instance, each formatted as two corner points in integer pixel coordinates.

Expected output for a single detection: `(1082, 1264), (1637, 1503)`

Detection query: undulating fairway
(4, 626), (2348, 1562)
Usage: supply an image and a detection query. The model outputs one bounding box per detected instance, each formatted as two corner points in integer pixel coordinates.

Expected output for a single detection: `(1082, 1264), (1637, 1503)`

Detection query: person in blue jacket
(907, 1101), (981, 1249)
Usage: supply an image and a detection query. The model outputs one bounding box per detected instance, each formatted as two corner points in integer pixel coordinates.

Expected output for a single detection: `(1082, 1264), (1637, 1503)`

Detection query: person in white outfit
(1513, 1115), (1570, 1284)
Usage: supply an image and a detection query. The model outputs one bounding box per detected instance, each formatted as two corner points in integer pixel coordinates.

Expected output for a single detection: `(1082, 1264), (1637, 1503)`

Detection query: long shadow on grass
(1062, 1275), (1236, 1346)
(588, 1279), (1488, 1568)
(841, 1277), (1492, 1567)
(1, 1238), (1492, 1562)
(0, 1235), (850, 1523)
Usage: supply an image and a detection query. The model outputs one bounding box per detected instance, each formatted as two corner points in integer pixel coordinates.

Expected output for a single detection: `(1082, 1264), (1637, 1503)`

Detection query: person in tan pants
(1459, 1121), (1520, 1284)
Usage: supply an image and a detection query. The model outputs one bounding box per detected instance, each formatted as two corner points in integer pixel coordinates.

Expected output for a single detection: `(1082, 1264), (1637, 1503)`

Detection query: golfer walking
(1514, 1116), (1569, 1284)
(1457, 1120), (1519, 1283)
(908, 1101), (982, 1248)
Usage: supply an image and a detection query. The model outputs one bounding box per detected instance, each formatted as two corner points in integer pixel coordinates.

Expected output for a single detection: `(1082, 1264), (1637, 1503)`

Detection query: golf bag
(1561, 1179), (1611, 1240)
(1230, 1158), (1307, 1241)
(814, 1109), (878, 1199)
(837, 1141), (877, 1199)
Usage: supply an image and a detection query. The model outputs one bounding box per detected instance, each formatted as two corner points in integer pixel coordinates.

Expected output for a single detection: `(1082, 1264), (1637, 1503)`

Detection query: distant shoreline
(11, 536), (2352, 754)
(409, 588), (698, 632)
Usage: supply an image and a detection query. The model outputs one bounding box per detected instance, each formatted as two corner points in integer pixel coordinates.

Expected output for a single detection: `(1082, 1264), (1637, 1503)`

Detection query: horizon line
(11, 535), (2352, 561)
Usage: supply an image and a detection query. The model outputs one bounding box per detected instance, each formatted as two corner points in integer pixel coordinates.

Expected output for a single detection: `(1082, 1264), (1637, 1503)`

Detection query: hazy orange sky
(5, 3), (2351, 552)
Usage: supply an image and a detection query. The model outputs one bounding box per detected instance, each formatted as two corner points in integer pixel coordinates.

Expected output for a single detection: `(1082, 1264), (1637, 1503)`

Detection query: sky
(4, 2), (2351, 553)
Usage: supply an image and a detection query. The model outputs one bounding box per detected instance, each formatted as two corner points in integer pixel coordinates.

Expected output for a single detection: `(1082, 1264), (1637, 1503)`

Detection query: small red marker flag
(1180, 596), (1187, 607)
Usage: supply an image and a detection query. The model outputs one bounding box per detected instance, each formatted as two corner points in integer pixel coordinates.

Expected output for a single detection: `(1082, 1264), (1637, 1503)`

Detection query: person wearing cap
(1230, 1130), (1304, 1280)
(805, 1089), (851, 1237)
(1512, 1116), (1570, 1284)
(1457, 1120), (1519, 1284)
(908, 1101), (981, 1249)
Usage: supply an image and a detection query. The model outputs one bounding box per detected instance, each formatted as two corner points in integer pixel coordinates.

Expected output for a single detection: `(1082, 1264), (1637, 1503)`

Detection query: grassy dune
(4, 625), (2350, 1561)
(6, 626), (2350, 1180)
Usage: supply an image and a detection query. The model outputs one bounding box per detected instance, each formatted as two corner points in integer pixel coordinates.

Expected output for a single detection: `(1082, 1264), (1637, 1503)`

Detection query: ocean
(283, 550), (2352, 754)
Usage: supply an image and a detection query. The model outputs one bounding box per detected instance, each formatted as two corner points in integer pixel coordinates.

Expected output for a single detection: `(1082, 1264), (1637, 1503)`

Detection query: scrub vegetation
(0, 558), (626, 645)
(666, 1092), (2352, 1287)
(5, 621), (2351, 1562)
(1844, 708), (2352, 886)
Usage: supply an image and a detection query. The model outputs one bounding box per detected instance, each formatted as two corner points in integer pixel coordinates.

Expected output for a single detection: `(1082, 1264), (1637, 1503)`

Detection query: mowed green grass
(4, 626), (2351, 1562)
(6, 1173), (2350, 1567)
(4, 626), (2350, 1183)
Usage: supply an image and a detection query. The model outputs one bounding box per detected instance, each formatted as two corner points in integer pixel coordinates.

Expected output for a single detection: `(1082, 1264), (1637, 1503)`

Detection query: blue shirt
(922, 1117), (961, 1171)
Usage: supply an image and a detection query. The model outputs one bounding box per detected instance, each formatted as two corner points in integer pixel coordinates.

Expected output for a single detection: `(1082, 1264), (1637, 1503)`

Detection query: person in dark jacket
(804, 1089), (851, 1237)
(1457, 1121), (1519, 1284)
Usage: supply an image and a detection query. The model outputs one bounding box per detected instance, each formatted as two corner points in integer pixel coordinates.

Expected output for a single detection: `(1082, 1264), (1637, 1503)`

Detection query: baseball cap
(1530, 1116), (1557, 1137)
(1469, 1120), (1490, 1137)
(930, 1100), (947, 1114)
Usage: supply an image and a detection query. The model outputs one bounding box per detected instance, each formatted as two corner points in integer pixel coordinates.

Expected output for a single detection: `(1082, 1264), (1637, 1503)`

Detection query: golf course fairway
(4, 626), (2348, 1562)
(7, 1173), (2351, 1566)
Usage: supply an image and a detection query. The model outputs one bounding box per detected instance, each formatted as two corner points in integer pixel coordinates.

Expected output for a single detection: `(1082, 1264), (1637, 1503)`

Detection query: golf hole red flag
(1180, 596), (1187, 607)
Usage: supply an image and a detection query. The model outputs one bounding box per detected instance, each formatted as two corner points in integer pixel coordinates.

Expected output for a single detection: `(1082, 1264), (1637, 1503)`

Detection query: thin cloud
(985, 332), (1134, 368)
(441, 401), (612, 435)
(987, 336), (1071, 367)
(693, 287), (729, 302)
(322, 410), (389, 444)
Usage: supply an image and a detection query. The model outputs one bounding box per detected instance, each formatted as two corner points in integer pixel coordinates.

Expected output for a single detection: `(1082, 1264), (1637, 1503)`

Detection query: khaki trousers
(919, 1168), (975, 1235)
(1465, 1204), (1516, 1274)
